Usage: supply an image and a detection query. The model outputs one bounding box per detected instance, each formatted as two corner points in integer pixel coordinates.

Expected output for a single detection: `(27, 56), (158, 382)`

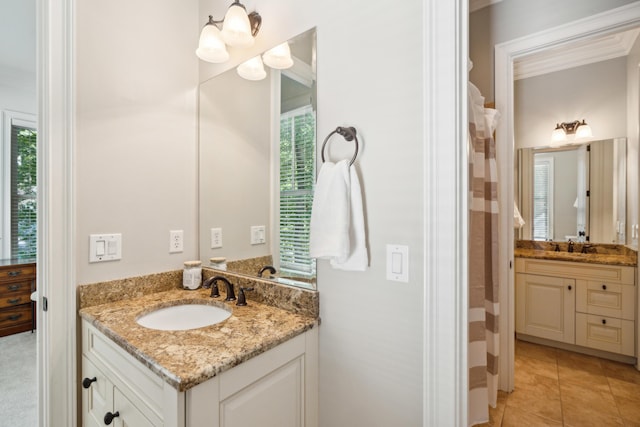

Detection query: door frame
(37, 0), (77, 425)
(494, 2), (640, 392)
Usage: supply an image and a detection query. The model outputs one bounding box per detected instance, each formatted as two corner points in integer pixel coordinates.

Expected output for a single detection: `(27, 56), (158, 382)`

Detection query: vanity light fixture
(195, 1), (262, 64)
(551, 119), (593, 143)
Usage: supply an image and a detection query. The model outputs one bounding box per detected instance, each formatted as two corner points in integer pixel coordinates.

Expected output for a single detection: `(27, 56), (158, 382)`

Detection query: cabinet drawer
(0, 265), (36, 284)
(515, 258), (635, 284)
(0, 305), (32, 329)
(0, 292), (31, 309)
(576, 280), (635, 320)
(576, 313), (634, 356)
(0, 280), (33, 297)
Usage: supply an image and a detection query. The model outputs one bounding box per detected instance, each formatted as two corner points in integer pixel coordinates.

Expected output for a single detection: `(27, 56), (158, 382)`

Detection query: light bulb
(551, 125), (566, 144)
(575, 122), (592, 139)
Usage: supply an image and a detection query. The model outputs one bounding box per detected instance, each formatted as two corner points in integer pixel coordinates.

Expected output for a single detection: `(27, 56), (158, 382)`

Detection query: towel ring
(321, 126), (359, 166)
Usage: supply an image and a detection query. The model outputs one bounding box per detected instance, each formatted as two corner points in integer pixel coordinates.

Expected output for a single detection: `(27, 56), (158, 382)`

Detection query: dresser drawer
(576, 280), (635, 320)
(0, 290), (32, 309)
(576, 313), (634, 356)
(0, 265), (36, 284)
(0, 305), (33, 329)
(0, 280), (33, 298)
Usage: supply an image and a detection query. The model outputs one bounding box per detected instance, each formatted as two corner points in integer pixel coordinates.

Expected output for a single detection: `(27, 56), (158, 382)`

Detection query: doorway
(494, 3), (640, 392)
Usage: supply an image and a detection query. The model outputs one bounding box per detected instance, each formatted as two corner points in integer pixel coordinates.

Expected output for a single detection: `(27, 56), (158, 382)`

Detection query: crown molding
(514, 28), (640, 80)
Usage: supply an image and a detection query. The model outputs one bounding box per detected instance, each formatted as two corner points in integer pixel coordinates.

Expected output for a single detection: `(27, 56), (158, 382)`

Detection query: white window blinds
(279, 105), (316, 275)
(10, 124), (37, 258)
(533, 157), (553, 241)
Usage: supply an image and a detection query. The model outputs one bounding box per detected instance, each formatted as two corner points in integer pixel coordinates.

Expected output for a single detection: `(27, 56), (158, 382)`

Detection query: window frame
(1, 110), (37, 259)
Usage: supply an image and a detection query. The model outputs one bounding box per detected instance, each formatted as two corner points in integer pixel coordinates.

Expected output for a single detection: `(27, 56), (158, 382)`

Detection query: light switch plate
(386, 244), (409, 282)
(89, 234), (122, 263)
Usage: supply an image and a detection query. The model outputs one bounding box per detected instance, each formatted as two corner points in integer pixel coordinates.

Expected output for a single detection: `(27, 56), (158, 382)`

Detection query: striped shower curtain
(468, 82), (500, 426)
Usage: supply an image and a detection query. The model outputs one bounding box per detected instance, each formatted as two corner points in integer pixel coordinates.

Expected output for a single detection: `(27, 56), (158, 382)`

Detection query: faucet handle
(236, 287), (255, 306)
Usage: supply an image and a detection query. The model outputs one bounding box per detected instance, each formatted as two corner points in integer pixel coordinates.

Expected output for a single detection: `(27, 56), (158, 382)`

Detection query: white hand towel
(330, 164), (368, 271)
(310, 160), (351, 261)
(309, 160), (368, 271)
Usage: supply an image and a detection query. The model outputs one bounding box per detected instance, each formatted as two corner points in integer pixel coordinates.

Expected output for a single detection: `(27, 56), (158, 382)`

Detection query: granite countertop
(514, 241), (638, 267)
(79, 287), (317, 392)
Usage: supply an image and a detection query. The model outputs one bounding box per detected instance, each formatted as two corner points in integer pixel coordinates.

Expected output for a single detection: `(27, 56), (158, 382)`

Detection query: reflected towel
(310, 160), (368, 271)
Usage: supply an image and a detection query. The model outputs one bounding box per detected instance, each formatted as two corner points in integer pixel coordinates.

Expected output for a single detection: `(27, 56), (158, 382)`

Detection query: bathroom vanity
(515, 242), (638, 363)
(78, 271), (319, 427)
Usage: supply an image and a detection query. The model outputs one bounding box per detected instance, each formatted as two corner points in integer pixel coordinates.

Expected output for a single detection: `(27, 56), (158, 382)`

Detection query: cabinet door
(82, 357), (112, 427)
(113, 387), (156, 427)
(220, 357), (303, 427)
(516, 273), (575, 344)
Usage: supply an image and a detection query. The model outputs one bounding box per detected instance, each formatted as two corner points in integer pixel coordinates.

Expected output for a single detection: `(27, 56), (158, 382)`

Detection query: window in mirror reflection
(533, 156), (553, 240)
(278, 80), (316, 278)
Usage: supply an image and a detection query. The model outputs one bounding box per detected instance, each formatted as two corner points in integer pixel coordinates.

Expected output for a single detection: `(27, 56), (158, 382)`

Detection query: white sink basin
(136, 303), (231, 331)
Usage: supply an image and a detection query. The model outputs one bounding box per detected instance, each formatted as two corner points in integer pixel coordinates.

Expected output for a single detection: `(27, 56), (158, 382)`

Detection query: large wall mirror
(198, 28), (317, 289)
(517, 138), (626, 244)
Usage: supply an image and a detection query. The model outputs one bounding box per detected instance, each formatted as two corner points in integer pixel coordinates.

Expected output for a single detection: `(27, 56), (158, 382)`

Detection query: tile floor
(482, 339), (640, 426)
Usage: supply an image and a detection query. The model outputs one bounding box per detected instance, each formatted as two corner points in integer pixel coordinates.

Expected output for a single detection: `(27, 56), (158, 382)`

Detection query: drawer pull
(104, 411), (119, 425)
(7, 284), (21, 291)
(602, 319), (607, 325)
(602, 284), (607, 290)
(7, 298), (21, 305)
(7, 270), (22, 277)
(7, 314), (23, 321)
(82, 377), (97, 389)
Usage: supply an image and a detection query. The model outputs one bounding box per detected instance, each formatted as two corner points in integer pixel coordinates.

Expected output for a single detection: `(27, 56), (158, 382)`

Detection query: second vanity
(515, 241), (638, 365)
(78, 270), (319, 427)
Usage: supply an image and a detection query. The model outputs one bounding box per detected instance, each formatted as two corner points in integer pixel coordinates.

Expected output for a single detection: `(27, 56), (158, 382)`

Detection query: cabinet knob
(568, 285), (572, 290)
(82, 377), (97, 389)
(602, 284), (607, 290)
(602, 319), (607, 325)
(104, 411), (119, 425)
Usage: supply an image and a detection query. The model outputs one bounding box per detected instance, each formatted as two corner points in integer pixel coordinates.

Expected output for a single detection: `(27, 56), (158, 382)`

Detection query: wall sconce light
(551, 119), (593, 143)
(237, 56), (267, 80)
(196, 1), (262, 64)
(235, 41), (294, 81)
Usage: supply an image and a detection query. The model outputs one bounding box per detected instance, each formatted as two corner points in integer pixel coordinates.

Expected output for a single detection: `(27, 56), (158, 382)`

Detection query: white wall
(0, 0), (36, 115)
(76, 0), (426, 424)
(514, 57), (627, 149)
(627, 35), (640, 245)
(469, 0), (637, 101)
(198, 0), (425, 425)
(75, 0), (199, 283)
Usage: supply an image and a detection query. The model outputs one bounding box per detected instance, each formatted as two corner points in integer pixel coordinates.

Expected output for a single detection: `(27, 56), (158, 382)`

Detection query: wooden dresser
(0, 260), (36, 337)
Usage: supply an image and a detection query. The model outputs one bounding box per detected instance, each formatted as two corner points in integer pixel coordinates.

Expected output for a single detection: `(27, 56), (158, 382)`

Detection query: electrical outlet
(211, 228), (222, 248)
(169, 230), (184, 253)
(250, 225), (266, 245)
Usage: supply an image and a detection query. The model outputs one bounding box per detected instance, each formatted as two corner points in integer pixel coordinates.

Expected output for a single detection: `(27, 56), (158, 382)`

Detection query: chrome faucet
(258, 265), (276, 278)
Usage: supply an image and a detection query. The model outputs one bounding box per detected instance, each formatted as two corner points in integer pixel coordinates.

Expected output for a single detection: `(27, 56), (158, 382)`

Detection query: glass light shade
(575, 123), (593, 139)
(221, 4), (254, 48)
(196, 24), (229, 63)
(262, 42), (294, 69)
(237, 56), (266, 80)
(551, 127), (566, 143)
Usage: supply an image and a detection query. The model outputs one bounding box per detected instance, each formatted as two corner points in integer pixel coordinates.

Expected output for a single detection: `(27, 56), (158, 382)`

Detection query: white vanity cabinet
(81, 320), (318, 427)
(515, 258), (636, 359)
